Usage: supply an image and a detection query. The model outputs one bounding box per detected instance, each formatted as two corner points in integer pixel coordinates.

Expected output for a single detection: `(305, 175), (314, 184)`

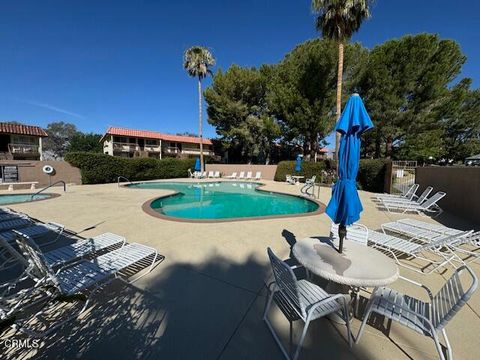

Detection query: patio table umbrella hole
(325, 94), (374, 253)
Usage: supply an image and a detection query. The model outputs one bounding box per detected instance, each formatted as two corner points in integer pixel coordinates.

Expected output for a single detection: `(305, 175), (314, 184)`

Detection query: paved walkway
(0, 179), (478, 359)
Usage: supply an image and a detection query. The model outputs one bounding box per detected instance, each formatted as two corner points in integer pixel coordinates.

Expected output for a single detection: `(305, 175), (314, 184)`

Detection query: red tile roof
(102, 127), (213, 145)
(0, 123), (48, 137)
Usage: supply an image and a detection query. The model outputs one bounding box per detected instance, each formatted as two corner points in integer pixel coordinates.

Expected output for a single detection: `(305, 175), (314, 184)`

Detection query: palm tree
(312, 0), (371, 169)
(183, 46), (215, 172)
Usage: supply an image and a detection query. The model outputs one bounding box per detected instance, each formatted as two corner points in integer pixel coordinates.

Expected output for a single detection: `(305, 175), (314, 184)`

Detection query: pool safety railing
(300, 182), (320, 199)
(30, 180), (66, 200)
(117, 176), (133, 187)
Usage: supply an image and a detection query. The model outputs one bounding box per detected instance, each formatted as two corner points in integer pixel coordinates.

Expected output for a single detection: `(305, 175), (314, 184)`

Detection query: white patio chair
(264, 248), (352, 360)
(286, 175), (294, 184)
(380, 186), (433, 205)
(367, 230), (470, 274)
(207, 171), (214, 178)
(225, 172), (237, 179)
(238, 171), (245, 180)
(213, 171), (220, 178)
(245, 171), (252, 180)
(11, 231), (161, 337)
(377, 191), (445, 216)
(254, 171), (261, 180)
(356, 266), (478, 360)
(374, 183), (419, 202)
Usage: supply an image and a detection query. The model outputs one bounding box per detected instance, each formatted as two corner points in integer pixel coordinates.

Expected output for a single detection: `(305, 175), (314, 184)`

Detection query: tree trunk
(198, 78), (204, 171)
(335, 42), (344, 173)
(310, 136), (318, 161)
(375, 132), (381, 158)
(386, 135), (393, 159)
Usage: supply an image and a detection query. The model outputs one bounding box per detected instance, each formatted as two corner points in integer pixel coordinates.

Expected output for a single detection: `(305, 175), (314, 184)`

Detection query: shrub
(357, 159), (389, 193)
(65, 152), (195, 184)
(274, 160), (334, 183)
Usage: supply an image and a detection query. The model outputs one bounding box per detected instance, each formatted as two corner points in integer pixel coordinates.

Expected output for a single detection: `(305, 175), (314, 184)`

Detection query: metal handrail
(30, 180), (66, 200)
(301, 182), (318, 199)
(117, 176), (132, 187)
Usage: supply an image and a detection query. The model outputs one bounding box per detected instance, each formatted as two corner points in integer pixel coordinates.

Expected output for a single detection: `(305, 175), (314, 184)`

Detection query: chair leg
(432, 330), (447, 360)
(355, 287), (378, 344)
(342, 301), (353, 347)
(442, 329), (453, 360)
(292, 319), (310, 360)
(263, 286), (291, 360)
(355, 307), (372, 344)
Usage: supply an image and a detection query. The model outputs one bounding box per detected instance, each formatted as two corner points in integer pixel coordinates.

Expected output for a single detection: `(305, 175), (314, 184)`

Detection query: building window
(146, 139), (158, 146)
(129, 138), (137, 144)
(113, 136), (128, 143)
(11, 135), (37, 145)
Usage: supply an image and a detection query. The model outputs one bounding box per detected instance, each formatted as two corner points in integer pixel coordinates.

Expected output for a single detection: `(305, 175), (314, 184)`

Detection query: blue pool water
(129, 182), (319, 220)
(0, 194), (52, 205)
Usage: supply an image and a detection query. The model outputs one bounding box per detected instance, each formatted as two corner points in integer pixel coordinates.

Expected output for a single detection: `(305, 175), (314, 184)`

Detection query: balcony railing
(144, 145), (160, 152)
(164, 146), (180, 153)
(113, 142), (138, 152)
(8, 143), (39, 154)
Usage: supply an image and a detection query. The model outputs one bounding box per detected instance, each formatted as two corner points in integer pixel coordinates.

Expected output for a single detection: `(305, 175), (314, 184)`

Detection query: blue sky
(0, 0), (478, 148)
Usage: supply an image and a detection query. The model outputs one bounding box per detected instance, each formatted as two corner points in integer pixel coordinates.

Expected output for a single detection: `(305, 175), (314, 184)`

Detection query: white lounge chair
(377, 191), (446, 216)
(357, 266), (478, 360)
(254, 171), (261, 180)
(374, 183), (419, 201)
(0, 223), (65, 270)
(367, 229), (469, 273)
(392, 219), (480, 263)
(225, 172), (237, 179)
(0, 218), (32, 232)
(380, 186), (433, 205)
(11, 232), (161, 337)
(213, 171), (220, 178)
(330, 223), (368, 246)
(1, 232), (125, 271)
(207, 171), (214, 178)
(264, 248), (352, 360)
(238, 171), (245, 180)
(245, 171), (252, 180)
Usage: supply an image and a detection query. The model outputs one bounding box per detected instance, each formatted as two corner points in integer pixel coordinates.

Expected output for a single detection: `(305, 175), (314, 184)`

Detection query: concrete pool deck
(0, 179), (479, 359)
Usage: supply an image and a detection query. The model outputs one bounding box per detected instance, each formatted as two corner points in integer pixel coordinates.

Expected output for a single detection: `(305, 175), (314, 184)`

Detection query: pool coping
(0, 192), (61, 205)
(127, 180), (326, 223)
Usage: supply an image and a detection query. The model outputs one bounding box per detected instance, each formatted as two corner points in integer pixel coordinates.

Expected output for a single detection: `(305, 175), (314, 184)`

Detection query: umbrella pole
(338, 224), (347, 253)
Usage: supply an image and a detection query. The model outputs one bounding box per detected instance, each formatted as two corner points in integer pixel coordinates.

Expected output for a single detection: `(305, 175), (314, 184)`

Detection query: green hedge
(274, 160), (335, 183)
(273, 158), (389, 193)
(65, 152), (196, 184)
(357, 159), (389, 193)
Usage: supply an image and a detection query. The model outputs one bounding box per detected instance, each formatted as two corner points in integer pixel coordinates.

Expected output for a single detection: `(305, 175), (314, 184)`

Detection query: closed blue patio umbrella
(325, 94), (374, 253)
(194, 157), (201, 172)
(295, 154), (302, 172)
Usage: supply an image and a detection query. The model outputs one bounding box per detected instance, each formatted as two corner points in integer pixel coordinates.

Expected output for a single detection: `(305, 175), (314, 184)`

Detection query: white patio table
(292, 237), (399, 322)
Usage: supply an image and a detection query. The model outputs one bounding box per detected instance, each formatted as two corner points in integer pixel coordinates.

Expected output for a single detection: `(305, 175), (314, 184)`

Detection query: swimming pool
(0, 193), (54, 205)
(129, 181), (321, 221)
